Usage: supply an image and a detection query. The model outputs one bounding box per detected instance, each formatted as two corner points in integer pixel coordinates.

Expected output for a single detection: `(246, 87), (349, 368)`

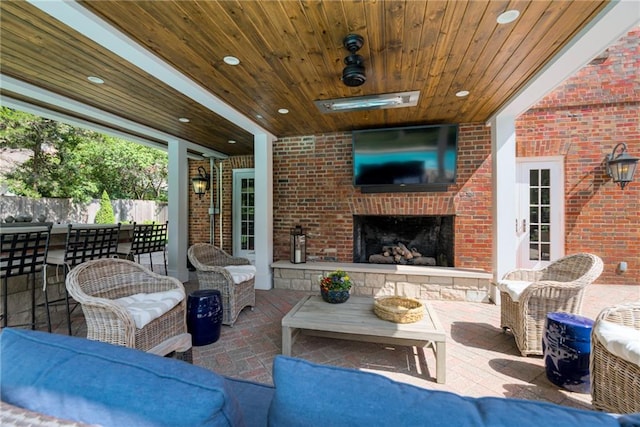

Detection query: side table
(543, 312), (594, 393)
(187, 290), (223, 346)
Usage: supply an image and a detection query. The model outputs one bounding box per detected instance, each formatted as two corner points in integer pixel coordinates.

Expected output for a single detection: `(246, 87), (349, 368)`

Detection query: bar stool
(1, 222), (53, 331)
(45, 223), (121, 335)
(117, 221), (168, 274)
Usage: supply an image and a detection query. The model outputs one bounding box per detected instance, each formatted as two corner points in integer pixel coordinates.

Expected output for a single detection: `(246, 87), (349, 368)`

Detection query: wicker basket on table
(374, 296), (424, 324)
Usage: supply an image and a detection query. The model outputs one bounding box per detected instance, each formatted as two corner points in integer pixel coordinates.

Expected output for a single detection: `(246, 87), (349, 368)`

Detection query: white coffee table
(281, 295), (447, 383)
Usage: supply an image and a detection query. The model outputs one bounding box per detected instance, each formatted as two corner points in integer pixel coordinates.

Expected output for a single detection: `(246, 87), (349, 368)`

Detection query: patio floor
(54, 266), (638, 412)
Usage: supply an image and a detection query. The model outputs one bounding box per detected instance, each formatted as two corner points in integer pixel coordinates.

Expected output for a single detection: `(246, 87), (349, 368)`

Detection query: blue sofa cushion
(226, 377), (275, 427)
(268, 356), (620, 427)
(0, 328), (244, 427)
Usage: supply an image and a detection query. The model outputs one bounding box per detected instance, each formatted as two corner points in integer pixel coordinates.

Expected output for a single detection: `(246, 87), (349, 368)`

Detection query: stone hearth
(272, 261), (492, 303)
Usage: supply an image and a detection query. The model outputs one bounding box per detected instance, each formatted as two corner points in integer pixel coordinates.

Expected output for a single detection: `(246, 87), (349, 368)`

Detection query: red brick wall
(189, 157), (254, 251)
(188, 161), (211, 246)
(272, 125), (494, 270)
(517, 28), (639, 284)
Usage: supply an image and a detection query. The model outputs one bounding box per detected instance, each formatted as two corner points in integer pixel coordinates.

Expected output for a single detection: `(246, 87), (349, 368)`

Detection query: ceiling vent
(341, 34), (366, 87)
(314, 91), (420, 113)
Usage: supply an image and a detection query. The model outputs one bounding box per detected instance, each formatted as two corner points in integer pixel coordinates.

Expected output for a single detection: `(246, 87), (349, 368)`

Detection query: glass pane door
(233, 169), (255, 261)
(516, 158), (564, 269)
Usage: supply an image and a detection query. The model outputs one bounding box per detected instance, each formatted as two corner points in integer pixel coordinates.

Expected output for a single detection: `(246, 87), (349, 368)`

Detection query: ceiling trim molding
(0, 75), (227, 159)
(27, 0), (275, 140)
(489, 0), (640, 123)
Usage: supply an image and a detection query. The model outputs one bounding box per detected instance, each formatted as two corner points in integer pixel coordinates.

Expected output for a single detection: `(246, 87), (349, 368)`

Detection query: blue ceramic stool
(187, 290), (223, 346)
(543, 312), (594, 393)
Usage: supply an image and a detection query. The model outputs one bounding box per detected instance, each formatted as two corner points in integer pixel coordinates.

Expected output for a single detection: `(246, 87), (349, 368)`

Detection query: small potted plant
(319, 269), (353, 303)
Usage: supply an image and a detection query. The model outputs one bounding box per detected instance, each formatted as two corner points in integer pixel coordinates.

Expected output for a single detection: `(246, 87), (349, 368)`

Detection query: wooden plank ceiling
(0, 0), (608, 156)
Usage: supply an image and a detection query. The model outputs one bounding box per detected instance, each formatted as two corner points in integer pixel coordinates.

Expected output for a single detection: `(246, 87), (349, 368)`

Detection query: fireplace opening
(353, 215), (454, 266)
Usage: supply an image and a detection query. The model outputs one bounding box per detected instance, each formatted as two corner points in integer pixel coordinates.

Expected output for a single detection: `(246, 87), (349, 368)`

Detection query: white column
(253, 133), (274, 290)
(167, 139), (190, 282)
(490, 115), (518, 304)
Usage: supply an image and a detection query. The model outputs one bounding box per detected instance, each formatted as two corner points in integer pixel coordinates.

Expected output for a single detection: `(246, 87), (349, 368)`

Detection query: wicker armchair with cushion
(187, 243), (256, 326)
(497, 253), (603, 356)
(590, 302), (640, 414)
(65, 257), (192, 361)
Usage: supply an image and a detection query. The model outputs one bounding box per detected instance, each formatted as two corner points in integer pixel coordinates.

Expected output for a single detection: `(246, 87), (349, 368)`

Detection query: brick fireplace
(270, 124), (494, 271)
(353, 215), (455, 266)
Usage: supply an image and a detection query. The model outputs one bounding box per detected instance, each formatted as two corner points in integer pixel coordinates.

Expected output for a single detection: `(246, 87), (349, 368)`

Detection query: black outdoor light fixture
(606, 143), (638, 190)
(191, 166), (210, 198)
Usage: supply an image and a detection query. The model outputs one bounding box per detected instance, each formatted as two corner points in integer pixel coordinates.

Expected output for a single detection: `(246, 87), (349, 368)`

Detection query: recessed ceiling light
(228, 140), (237, 144)
(178, 117), (190, 123)
(497, 10), (520, 24)
(223, 56), (240, 65)
(87, 76), (104, 84)
(256, 114), (263, 119)
(456, 90), (470, 98)
(278, 108), (289, 114)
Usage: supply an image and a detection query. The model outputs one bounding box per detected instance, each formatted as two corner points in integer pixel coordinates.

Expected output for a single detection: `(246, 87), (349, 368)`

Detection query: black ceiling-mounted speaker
(341, 34), (366, 87)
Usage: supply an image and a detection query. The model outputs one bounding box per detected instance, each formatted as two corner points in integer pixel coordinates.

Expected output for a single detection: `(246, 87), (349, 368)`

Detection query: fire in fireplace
(353, 215), (454, 266)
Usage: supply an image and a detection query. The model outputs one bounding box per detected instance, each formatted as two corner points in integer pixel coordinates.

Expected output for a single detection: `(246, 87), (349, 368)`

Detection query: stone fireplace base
(272, 261), (492, 303)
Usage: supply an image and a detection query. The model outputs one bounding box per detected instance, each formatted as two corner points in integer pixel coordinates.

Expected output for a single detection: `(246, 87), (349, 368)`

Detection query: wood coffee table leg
(282, 325), (293, 356)
(435, 340), (446, 384)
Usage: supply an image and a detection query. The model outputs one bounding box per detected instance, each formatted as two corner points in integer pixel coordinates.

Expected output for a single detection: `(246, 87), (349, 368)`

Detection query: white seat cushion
(224, 265), (256, 284)
(46, 249), (66, 266)
(114, 288), (185, 329)
(496, 280), (532, 302)
(117, 242), (132, 256)
(594, 320), (640, 366)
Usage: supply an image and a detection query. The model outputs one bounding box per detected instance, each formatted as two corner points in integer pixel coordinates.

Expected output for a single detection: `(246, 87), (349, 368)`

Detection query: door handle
(522, 219), (527, 233)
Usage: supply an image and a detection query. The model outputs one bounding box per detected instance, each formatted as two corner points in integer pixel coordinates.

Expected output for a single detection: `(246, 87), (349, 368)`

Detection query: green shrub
(94, 190), (116, 224)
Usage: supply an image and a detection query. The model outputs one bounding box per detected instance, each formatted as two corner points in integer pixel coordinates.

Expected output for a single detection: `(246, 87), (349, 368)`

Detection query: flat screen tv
(353, 124), (458, 193)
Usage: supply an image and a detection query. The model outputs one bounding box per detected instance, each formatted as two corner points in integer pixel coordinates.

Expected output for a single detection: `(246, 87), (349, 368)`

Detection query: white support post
(167, 140), (190, 282)
(253, 133), (274, 290)
(490, 115), (518, 304)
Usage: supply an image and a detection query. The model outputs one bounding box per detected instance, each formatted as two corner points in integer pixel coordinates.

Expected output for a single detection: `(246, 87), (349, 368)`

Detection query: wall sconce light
(606, 143), (638, 190)
(191, 166), (210, 198)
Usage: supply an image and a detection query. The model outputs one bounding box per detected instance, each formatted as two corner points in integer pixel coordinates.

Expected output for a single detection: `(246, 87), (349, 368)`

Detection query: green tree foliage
(1, 108), (168, 202)
(0, 107), (99, 200)
(94, 190), (116, 224)
(77, 136), (168, 201)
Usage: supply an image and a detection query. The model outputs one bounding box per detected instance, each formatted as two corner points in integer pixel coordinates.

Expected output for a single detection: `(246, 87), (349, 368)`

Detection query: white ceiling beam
(27, 0), (275, 140)
(0, 75), (227, 160)
(489, 0), (640, 123)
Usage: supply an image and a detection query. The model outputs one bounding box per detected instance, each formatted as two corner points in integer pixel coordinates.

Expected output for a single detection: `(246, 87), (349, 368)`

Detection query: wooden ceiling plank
(401, 0), (429, 95)
(360, 0), (387, 96)
(464, 0), (605, 121)
(420, 1), (463, 112)
(428, 1), (485, 122)
(456, 0), (552, 121)
(410, 0), (448, 117)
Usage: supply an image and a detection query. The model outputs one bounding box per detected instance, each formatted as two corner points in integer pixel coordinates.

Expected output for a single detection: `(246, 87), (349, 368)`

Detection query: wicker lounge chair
(187, 243), (255, 326)
(498, 253), (603, 356)
(590, 302), (640, 414)
(65, 258), (192, 361)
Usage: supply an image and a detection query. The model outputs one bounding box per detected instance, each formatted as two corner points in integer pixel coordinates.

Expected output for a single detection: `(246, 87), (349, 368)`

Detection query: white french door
(232, 169), (255, 262)
(516, 157), (565, 269)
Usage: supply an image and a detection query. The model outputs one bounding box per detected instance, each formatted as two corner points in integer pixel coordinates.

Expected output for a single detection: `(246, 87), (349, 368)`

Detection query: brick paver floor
(51, 261), (639, 412)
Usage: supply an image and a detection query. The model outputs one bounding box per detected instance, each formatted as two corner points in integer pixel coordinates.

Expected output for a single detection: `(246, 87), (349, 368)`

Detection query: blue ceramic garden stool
(187, 290), (223, 346)
(543, 312), (595, 393)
